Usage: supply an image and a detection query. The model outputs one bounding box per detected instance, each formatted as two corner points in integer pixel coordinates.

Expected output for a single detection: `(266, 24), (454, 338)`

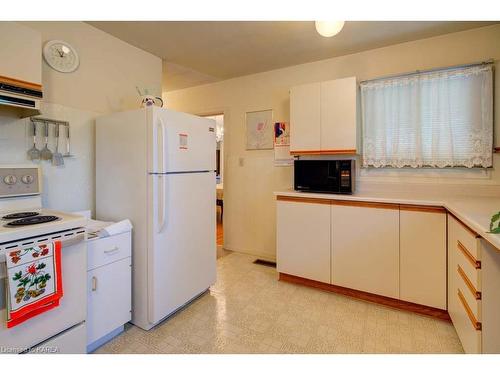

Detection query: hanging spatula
(52, 124), (64, 166)
(40, 121), (53, 161)
(27, 120), (40, 161)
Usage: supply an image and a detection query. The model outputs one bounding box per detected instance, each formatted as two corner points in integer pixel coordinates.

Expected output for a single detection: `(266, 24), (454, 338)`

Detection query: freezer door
(148, 107), (216, 173)
(147, 172), (216, 325)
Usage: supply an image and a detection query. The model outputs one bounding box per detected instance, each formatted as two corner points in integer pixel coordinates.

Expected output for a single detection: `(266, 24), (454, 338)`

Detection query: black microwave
(294, 159), (355, 194)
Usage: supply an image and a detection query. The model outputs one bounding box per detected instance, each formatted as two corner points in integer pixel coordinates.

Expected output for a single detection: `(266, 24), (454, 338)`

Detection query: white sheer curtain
(360, 65), (493, 168)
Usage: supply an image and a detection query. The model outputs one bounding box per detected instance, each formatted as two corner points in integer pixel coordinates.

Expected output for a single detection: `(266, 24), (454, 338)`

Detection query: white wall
(23, 21), (162, 114)
(0, 103), (97, 212)
(0, 22), (162, 214)
(164, 24), (500, 260)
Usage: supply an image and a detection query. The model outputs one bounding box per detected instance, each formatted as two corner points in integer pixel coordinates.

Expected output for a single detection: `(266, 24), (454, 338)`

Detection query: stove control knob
(21, 175), (34, 184)
(3, 175), (17, 185)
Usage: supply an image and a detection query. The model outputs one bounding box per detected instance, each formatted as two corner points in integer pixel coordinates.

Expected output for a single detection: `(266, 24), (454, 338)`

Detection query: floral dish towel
(5, 241), (63, 328)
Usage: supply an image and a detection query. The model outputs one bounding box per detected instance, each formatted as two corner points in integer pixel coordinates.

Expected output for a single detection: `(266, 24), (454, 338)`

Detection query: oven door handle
(0, 233), (85, 267)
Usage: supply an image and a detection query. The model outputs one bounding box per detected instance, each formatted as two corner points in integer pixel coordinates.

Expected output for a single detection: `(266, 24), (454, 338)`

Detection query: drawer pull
(457, 289), (481, 331)
(457, 240), (481, 269)
(457, 265), (481, 300)
(104, 246), (119, 254)
(91, 276), (97, 291)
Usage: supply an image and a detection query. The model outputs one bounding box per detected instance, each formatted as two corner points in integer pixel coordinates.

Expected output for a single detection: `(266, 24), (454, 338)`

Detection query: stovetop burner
(2, 211), (40, 220)
(5, 215), (60, 227)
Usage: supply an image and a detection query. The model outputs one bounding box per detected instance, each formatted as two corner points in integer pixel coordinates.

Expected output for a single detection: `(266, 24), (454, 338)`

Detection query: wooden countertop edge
(276, 195), (332, 205)
(447, 211), (480, 238)
(290, 149), (357, 155)
(276, 194), (441, 211)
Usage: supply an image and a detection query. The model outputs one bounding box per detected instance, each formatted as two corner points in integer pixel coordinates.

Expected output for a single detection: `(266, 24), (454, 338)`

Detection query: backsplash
(0, 102), (98, 214)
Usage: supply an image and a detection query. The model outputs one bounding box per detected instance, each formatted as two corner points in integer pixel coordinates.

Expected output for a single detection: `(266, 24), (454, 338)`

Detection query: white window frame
(360, 63), (494, 170)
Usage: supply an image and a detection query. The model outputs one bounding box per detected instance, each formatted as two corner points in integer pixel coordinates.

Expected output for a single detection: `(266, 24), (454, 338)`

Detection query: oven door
(0, 231), (86, 353)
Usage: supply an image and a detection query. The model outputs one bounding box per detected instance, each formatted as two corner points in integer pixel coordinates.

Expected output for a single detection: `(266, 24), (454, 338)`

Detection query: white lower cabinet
(400, 209), (447, 309)
(86, 231), (132, 352)
(276, 196), (500, 353)
(480, 239), (500, 353)
(277, 199), (331, 283)
(447, 215), (500, 354)
(87, 257), (132, 346)
(331, 203), (400, 299)
(447, 214), (482, 354)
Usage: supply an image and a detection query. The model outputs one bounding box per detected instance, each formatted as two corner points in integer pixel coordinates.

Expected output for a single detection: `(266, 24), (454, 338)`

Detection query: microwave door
(327, 161), (340, 193)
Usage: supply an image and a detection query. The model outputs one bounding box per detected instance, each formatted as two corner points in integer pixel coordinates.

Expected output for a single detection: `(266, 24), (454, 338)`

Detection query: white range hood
(0, 75), (42, 117)
(0, 22), (43, 118)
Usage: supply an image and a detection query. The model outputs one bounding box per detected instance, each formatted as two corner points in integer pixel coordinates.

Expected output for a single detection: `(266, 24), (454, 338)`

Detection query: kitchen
(1, 2), (500, 372)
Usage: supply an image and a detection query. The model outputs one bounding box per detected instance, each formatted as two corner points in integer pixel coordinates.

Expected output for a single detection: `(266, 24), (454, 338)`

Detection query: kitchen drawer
(455, 288), (482, 354)
(457, 265), (482, 319)
(87, 232), (131, 271)
(451, 214), (481, 259)
(456, 239), (481, 291)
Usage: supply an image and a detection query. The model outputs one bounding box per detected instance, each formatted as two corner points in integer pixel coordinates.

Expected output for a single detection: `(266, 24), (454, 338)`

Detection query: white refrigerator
(96, 107), (216, 330)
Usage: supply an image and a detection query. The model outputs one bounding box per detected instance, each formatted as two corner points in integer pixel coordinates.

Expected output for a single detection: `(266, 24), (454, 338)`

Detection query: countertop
(275, 190), (500, 250)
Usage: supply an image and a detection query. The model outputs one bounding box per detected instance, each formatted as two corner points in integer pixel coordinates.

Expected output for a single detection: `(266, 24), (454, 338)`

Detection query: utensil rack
(30, 116), (74, 157)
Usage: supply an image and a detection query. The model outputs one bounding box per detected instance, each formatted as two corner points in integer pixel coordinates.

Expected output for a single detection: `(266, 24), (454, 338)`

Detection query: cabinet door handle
(104, 246), (119, 254)
(457, 289), (481, 331)
(92, 276), (97, 291)
(457, 265), (481, 300)
(457, 240), (481, 269)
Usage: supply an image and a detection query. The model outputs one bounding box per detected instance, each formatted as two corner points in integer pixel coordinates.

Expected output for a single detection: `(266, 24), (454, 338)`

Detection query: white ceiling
(87, 21), (496, 91)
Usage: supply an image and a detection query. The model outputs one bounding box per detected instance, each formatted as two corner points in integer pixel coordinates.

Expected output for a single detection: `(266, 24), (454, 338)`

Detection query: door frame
(198, 111), (226, 247)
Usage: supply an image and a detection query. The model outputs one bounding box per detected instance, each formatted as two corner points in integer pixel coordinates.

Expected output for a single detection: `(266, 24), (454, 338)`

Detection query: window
(360, 64), (493, 168)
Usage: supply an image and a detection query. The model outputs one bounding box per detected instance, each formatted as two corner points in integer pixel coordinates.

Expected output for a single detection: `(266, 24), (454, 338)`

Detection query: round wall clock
(43, 40), (80, 73)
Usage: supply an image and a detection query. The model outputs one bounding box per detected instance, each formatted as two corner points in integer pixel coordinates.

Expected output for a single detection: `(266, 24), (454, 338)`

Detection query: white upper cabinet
(0, 22), (42, 85)
(400, 208), (447, 309)
(290, 77), (357, 155)
(290, 82), (321, 153)
(320, 77), (357, 152)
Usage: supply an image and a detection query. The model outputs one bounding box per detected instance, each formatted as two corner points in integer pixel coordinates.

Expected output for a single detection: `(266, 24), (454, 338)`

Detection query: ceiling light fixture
(315, 21), (345, 37)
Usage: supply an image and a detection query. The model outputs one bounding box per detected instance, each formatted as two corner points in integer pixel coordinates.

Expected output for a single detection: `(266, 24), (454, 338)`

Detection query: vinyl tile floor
(95, 252), (464, 354)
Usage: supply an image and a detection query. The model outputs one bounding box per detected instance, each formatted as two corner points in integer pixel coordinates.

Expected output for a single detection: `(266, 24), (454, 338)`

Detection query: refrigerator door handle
(157, 117), (167, 173)
(157, 175), (166, 233)
(156, 119), (162, 173)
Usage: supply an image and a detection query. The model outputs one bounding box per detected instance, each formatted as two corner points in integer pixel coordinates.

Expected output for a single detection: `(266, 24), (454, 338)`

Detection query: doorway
(203, 114), (228, 258)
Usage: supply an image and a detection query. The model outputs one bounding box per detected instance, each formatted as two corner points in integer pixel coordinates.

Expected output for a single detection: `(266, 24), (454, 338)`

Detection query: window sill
(359, 166), (491, 180)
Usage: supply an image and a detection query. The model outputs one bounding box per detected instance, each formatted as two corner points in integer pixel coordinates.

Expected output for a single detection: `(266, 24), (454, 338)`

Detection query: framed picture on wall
(245, 109), (274, 150)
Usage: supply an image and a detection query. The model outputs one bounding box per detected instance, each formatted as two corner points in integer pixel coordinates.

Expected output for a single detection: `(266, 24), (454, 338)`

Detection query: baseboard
(279, 273), (451, 321)
(223, 246), (276, 262)
(87, 325), (125, 353)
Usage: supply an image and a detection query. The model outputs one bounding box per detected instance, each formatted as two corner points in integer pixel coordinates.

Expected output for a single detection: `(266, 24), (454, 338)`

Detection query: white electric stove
(0, 165), (87, 354)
